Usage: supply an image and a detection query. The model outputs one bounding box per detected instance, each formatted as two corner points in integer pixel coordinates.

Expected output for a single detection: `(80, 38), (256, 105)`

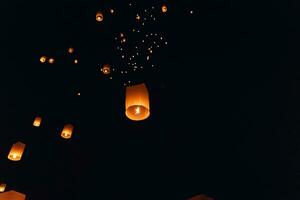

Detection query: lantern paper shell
(162, 5), (168, 13)
(125, 83), (150, 121)
(0, 184), (6, 192)
(96, 11), (104, 22)
(0, 190), (26, 200)
(188, 194), (214, 200)
(33, 116), (42, 127)
(101, 64), (111, 75)
(61, 124), (74, 139)
(39, 56), (47, 63)
(7, 142), (26, 161)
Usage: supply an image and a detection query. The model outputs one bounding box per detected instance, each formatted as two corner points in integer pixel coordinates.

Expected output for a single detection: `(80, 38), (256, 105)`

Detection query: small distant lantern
(40, 56), (47, 63)
(7, 142), (26, 161)
(0, 184), (6, 192)
(68, 47), (74, 53)
(188, 194), (214, 200)
(96, 11), (104, 22)
(0, 190), (26, 200)
(74, 59), (78, 64)
(48, 58), (55, 64)
(61, 124), (74, 139)
(136, 15), (141, 20)
(101, 64), (111, 75)
(125, 83), (150, 121)
(33, 116), (42, 127)
(162, 4), (167, 13)
(121, 38), (126, 43)
(120, 33), (124, 37)
(110, 9), (114, 14)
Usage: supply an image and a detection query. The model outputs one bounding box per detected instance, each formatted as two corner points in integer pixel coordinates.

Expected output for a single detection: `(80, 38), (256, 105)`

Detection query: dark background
(0, 0), (299, 199)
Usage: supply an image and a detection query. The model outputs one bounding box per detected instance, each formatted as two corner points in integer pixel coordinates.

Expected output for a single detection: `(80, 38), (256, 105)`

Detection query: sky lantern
(68, 47), (74, 53)
(110, 9), (114, 14)
(33, 116), (42, 127)
(7, 142), (26, 161)
(96, 11), (104, 22)
(48, 57), (55, 64)
(161, 4), (167, 13)
(125, 83), (150, 121)
(0, 184), (6, 192)
(61, 124), (74, 139)
(101, 64), (111, 75)
(188, 194), (214, 200)
(39, 56), (47, 63)
(0, 190), (26, 200)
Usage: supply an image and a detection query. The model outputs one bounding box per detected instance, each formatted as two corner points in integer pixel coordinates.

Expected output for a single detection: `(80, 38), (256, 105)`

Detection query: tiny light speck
(77, 92), (81, 96)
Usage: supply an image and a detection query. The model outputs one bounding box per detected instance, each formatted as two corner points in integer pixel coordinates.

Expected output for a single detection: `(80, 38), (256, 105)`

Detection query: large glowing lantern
(33, 116), (42, 127)
(162, 4), (168, 13)
(125, 83), (150, 121)
(188, 194), (214, 200)
(0, 184), (6, 192)
(101, 64), (111, 75)
(61, 124), (74, 139)
(7, 142), (26, 161)
(96, 11), (104, 22)
(0, 190), (26, 200)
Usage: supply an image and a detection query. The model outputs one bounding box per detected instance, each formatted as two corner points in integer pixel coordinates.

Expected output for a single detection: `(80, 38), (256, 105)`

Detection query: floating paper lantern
(7, 142), (26, 161)
(33, 116), (42, 127)
(101, 64), (111, 75)
(188, 194), (214, 200)
(0, 184), (6, 192)
(61, 124), (74, 139)
(125, 83), (150, 121)
(110, 9), (114, 14)
(48, 58), (55, 64)
(96, 11), (104, 22)
(74, 59), (78, 64)
(40, 56), (47, 63)
(162, 4), (168, 13)
(68, 47), (74, 53)
(0, 190), (26, 200)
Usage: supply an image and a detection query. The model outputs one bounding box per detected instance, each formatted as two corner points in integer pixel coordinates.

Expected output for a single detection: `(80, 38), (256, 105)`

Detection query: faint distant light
(74, 59), (78, 64)
(152, 6), (155, 9)
(48, 58), (55, 64)
(96, 11), (104, 22)
(77, 92), (81, 96)
(109, 77), (113, 79)
(110, 9), (115, 14)
(40, 56), (47, 63)
(190, 10), (194, 14)
(162, 4), (167, 13)
(122, 55), (125, 58)
(165, 41), (168, 45)
(144, 9), (147, 12)
(101, 64), (111, 75)
(136, 15), (141, 20)
(142, 23), (145, 26)
(68, 47), (74, 53)
(132, 28), (135, 32)
(120, 33), (124, 37)
(121, 38), (126, 43)
(129, 3), (132, 6)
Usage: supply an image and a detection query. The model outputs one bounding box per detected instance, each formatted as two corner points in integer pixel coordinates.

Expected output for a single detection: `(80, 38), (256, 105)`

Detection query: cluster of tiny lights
(110, 3), (169, 86)
(38, 3), (196, 91)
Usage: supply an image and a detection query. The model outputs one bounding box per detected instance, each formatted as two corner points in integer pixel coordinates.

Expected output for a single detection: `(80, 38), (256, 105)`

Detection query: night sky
(1, 0), (299, 199)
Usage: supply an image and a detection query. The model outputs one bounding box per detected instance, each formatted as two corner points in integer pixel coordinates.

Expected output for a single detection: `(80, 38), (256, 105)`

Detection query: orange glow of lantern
(162, 4), (168, 13)
(48, 58), (55, 64)
(0, 190), (26, 200)
(68, 47), (74, 53)
(40, 56), (47, 63)
(125, 83), (150, 121)
(61, 124), (74, 139)
(7, 142), (26, 161)
(0, 184), (6, 192)
(33, 116), (42, 127)
(101, 64), (111, 75)
(96, 11), (104, 22)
